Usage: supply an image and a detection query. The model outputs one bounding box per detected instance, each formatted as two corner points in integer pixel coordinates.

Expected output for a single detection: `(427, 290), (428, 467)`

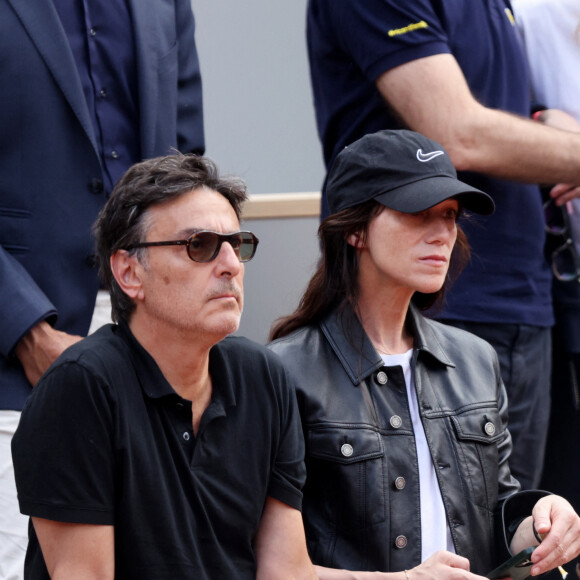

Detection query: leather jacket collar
(320, 302), (454, 387)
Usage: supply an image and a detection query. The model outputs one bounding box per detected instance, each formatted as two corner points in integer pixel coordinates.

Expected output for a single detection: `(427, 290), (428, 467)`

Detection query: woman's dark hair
(94, 153), (247, 323)
(269, 200), (471, 340)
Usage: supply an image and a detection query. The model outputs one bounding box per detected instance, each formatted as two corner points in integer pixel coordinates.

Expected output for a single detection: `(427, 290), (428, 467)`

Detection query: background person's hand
(529, 495), (580, 576)
(15, 320), (82, 386)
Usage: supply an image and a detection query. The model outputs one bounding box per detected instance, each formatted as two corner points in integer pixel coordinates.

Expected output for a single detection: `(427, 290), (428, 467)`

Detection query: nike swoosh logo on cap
(416, 149), (445, 162)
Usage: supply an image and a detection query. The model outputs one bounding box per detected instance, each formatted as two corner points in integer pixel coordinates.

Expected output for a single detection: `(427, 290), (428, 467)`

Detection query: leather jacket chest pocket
(450, 410), (503, 509)
(305, 426), (385, 532)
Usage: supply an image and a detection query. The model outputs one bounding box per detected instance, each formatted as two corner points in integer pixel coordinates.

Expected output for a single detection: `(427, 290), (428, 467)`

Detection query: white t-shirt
(512, 0), (580, 122)
(381, 350), (455, 561)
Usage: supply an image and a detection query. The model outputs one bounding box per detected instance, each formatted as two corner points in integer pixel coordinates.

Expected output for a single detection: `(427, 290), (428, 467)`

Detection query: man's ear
(110, 250), (145, 301)
(346, 232), (365, 249)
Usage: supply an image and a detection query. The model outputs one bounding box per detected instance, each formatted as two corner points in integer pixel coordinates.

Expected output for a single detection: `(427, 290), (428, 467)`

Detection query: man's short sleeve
(266, 362), (306, 511)
(322, 0), (451, 81)
(12, 360), (115, 525)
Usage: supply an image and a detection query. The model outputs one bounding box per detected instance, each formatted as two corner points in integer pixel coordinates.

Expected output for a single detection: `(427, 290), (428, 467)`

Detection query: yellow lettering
(388, 20), (428, 37)
(504, 8), (515, 25)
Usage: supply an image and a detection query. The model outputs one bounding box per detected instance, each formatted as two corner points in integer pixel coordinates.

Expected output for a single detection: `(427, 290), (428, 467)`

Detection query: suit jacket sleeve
(0, 248), (56, 359)
(175, 0), (205, 155)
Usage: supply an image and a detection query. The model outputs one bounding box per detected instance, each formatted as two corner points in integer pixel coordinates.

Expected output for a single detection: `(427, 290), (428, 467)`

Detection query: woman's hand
(315, 551), (487, 579)
(408, 551), (488, 580)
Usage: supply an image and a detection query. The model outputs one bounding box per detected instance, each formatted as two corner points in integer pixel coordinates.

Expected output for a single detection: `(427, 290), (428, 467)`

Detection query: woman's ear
(346, 232), (365, 249)
(110, 250), (145, 301)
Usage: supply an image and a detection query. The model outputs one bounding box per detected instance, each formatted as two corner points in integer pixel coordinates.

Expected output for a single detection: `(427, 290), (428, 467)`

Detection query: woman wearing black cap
(268, 130), (580, 579)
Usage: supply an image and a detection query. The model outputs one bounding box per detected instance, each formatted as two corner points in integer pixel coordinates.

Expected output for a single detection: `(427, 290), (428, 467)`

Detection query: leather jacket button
(340, 443), (354, 457)
(395, 535), (408, 549)
(484, 421), (496, 436)
(88, 178), (104, 194)
(394, 476), (406, 490)
(376, 371), (388, 385)
(390, 415), (402, 429)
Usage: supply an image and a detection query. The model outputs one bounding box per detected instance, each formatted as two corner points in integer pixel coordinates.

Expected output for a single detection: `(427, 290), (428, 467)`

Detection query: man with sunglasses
(11, 154), (317, 580)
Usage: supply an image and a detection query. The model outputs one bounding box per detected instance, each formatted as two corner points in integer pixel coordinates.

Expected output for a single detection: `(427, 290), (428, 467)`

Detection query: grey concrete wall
(238, 216), (319, 344)
(190, 0), (325, 343)
(190, 0), (324, 194)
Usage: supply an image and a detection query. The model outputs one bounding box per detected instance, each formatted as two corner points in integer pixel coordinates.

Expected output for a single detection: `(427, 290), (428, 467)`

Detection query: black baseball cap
(326, 129), (495, 216)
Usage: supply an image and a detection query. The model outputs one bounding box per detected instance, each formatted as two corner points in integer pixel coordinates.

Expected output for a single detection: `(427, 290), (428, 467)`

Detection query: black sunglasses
(125, 230), (259, 263)
(544, 199), (580, 282)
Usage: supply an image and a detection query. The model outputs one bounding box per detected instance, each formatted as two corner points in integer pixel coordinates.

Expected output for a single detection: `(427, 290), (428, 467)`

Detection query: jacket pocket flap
(308, 426), (384, 464)
(450, 411), (503, 444)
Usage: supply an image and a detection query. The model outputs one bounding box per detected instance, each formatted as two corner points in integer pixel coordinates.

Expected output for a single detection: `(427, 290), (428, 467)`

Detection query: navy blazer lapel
(7, 0), (98, 151)
(128, 0), (158, 159)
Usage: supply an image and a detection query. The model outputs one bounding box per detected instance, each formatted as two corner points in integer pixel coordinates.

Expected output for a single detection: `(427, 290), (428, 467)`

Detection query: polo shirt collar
(116, 321), (237, 411)
(116, 320), (174, 398)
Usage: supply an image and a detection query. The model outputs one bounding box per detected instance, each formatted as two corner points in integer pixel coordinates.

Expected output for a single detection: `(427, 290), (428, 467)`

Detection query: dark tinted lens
(236, 232), (258, 262)
(186, 231), (258, 262)
(187, 232), (220, 262)
(544, 200), (567, 236)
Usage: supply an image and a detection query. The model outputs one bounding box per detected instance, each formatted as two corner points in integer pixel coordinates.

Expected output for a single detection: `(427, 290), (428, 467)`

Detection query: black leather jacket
(269, 303), (543, 574)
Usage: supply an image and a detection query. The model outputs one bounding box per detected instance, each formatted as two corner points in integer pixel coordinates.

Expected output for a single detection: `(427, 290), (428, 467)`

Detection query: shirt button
(111, 150), (119, 159)
(88, 178), (104, 194)
(182, 432), (190, 441)
(394, 476), (406, 490)
(99, 88), (107, 98)
(484, 421), (496, 436)
(89, 27), (97, 37)
(340, 443), (354, 457)
(376, 371), (388, 385)
(395, 535), (408, 549)
(390, 415), (402, 429)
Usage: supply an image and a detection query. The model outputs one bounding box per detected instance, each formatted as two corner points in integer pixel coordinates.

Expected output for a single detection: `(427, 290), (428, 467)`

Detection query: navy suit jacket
(0, 0), (204, 410)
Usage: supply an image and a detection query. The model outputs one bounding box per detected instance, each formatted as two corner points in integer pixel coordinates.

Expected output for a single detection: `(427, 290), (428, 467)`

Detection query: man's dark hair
(94, 153), (247, 323)
(269, 200), (470, 340)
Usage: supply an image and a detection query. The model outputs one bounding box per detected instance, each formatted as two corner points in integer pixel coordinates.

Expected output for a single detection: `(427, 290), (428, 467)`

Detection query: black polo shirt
(13, 323), (305, 579)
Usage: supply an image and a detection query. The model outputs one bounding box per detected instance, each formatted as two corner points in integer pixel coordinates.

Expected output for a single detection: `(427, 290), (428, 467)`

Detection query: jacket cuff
(501, 490), (552, 551)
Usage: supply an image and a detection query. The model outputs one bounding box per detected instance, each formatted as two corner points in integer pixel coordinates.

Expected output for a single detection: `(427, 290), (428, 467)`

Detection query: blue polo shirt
(308, 0), (553, 327)
(52, 0), (140, 193)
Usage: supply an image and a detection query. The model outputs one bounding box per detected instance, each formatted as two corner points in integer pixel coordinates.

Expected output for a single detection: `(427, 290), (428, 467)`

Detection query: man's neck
(128, 314), (220, 433)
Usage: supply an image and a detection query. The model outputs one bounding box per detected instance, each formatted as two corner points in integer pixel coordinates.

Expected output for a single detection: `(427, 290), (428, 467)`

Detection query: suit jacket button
(88, 178), (104, 194)
(395, 535), (408, 549)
